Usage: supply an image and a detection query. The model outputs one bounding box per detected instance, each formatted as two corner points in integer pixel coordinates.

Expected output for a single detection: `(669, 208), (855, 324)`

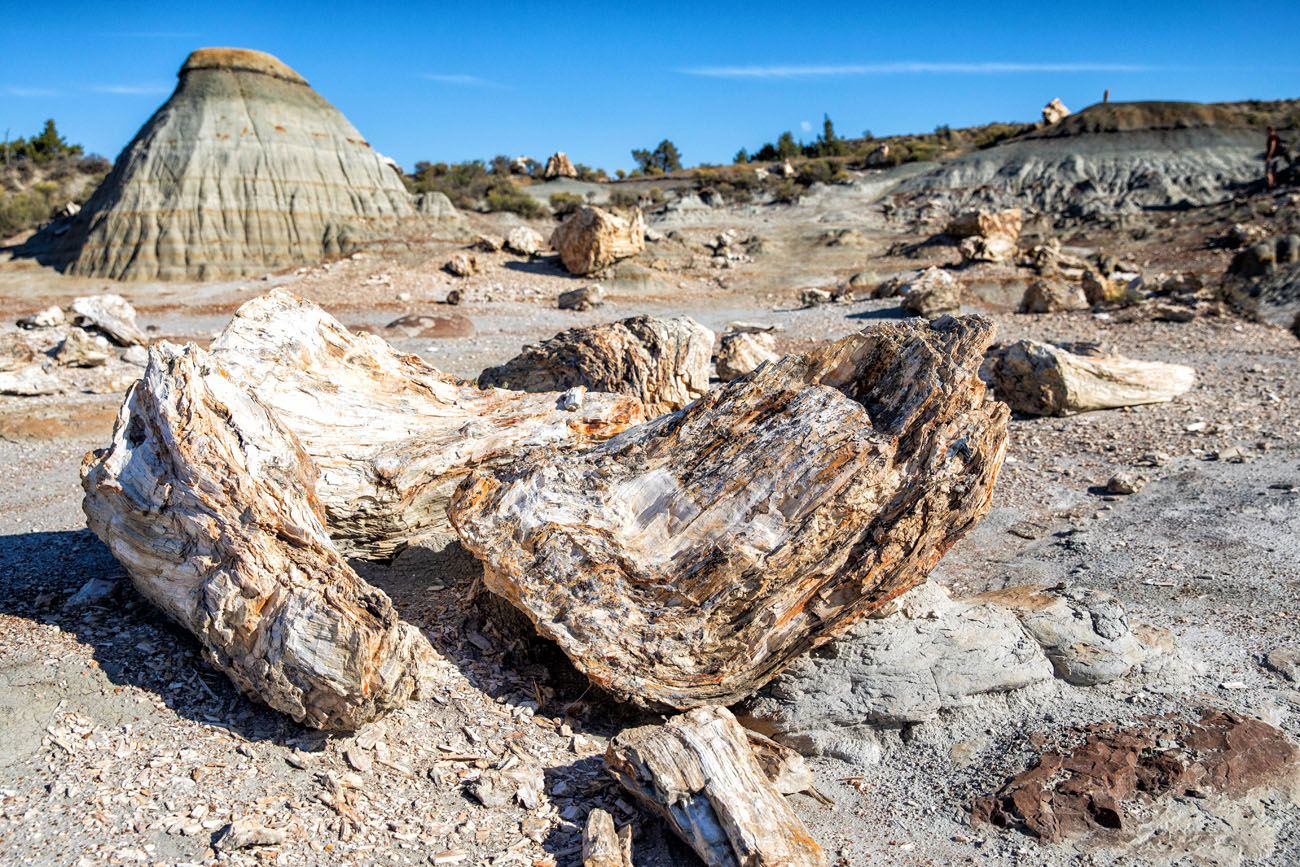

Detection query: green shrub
(607, 189), (638, 209)
(484, 184), (547, 218)
(549, 191), (586, 219)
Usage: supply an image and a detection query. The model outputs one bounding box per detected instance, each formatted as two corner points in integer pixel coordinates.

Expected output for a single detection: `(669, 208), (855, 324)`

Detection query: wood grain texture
(211, 290), (646, 559)
(81, 343), (435, 730)
(450, 315), (1008, 708)
(478, 315), (714, 416)
(605, 706), (826, 867)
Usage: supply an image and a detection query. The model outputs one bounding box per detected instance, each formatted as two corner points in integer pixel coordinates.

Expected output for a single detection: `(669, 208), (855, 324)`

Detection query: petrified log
(81, 343), (435, 729)
(71, 293), (146, 346)
(606, 706), (826, 867)
(477, 315), (713, 417)
(451, 315), (1008, 708)
(986, 339), (1196, 416)
(582, 809), (634, 867)
(210, 290), (644, 558)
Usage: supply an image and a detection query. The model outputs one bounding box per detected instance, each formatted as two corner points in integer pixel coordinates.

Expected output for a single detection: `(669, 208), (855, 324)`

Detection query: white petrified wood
(451, 315), (1008, 708)
(210, 290), (645, 559)
(605, 706), (827, 867)
(81, 343), (435, 730)
(986, 339), (1196, 416)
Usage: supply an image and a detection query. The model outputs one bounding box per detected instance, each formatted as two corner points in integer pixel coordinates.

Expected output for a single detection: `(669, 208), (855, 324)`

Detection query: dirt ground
(1, 170), (1298, 866)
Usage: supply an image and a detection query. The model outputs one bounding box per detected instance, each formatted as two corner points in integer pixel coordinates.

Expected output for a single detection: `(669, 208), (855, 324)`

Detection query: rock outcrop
(741, 582), (1179, 761)
(450, 316), (1008, 709)
(477, 315), (713, 416)
(985, 339), (1196, 416)
(550, 207), (645, 275)
(23, 47), (459, 281)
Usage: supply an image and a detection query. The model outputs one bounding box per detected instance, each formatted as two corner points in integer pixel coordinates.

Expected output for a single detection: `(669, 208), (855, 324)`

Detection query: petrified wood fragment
(210, 290), (644, 558)
(986, 339), (1195, 416)
(478, 315), (714, 416)
(81, 343), (435, 729)
(582, 809), (634, 867)
(605, 706), (826, 867)
(451, 315), (1008, 708)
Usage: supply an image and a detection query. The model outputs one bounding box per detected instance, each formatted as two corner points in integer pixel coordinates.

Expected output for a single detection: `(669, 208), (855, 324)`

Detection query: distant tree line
(3, 119), (84, 165)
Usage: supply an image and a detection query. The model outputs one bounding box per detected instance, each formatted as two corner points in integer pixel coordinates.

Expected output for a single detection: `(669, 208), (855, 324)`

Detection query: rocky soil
(1, 152), (1299, 866)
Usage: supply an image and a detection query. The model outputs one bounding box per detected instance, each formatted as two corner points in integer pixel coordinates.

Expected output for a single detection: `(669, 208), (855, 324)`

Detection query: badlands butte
(1, 45), (1300, 867)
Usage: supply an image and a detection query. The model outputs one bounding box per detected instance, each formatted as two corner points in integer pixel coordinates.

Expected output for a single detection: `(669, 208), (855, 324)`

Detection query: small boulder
(716, 332), (779, 382)
(1106, 472), (1145, 495)
(70, 294), (145, 346)
(1265, 648), (1299, 682)
(550, 207), (645, 276)
(503, 225), (544, 257)
(216, 820), (286, 851)
(558, 285), (605, 311)
(1020, 279), (1089, 314)
(959, 235), (1017, 265)
(1082, 270), (1134, 306)
(900, 267), (961, 318)
(443, 253), (479, 278)
(799, 288), (833, 308)
(1041, 97), (1070, 125)
(17, 305), (64, 329)
(946, 208), (1022, 242)
(472, 234), (503, 252)
(56, 329), (112, 367)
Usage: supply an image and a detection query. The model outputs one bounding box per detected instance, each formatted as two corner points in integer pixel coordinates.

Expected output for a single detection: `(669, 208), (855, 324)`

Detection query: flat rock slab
(971, 708), (1300, 843)
(451, 316), (1008, 708)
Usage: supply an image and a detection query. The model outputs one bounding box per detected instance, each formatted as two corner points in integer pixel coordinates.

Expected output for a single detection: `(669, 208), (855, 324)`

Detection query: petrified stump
(986, 339), (1196, 416)
(81, 343), (435, 729)
(478, 315), (714, 416)
(451, 315), (1008, 708)
(210, 290), (644, 558)
(606, 706), (826, 867)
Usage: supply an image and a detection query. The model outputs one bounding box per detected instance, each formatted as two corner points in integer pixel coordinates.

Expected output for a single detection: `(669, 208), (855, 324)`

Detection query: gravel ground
(1, 174), (1298, 866)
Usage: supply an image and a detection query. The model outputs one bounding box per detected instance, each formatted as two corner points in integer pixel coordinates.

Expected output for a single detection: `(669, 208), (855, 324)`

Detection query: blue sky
(2, 0), (1297, 173)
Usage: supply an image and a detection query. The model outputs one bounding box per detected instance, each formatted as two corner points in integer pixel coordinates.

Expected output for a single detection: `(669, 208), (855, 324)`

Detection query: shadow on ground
(0, 528), (649, 750)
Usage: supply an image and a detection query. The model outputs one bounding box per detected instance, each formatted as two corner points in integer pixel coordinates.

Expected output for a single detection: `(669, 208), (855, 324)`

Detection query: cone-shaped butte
(25, 47), (455, 281)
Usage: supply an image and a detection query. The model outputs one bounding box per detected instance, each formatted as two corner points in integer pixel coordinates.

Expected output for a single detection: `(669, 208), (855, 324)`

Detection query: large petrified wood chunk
(477, 315), (714, 416)
(210, 290), (644, 559)
(985, 339), (1195, 416)
(605, 706), (826, 867)
(549, 206), (646, 276)
(81, 343), (435, 729)
(451, 315), (1008, 708)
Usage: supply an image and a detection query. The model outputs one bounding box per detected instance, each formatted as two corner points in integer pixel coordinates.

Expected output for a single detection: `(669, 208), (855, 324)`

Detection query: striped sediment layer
(32, 48), (458, 281)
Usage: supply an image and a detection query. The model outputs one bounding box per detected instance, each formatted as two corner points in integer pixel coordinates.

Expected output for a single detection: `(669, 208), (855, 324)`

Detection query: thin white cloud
(5, 85), (61, 97)
(106, 31), (201, 38)
(799, 120), (812, 132)
(91, 84), (171, 96)
(420, 73), (508, 89)
(680, 61), (1155, 78)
